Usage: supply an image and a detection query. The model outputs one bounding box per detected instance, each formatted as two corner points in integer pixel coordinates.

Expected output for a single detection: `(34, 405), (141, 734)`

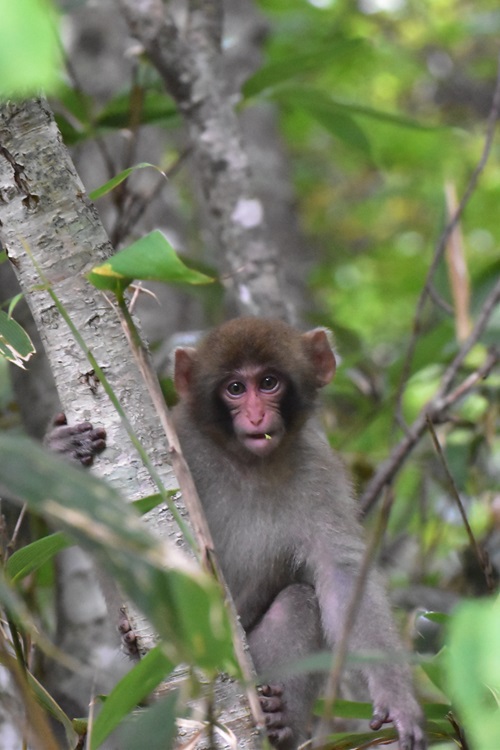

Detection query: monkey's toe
(258, 684), (294, 745)
(118, 607), (139, 657)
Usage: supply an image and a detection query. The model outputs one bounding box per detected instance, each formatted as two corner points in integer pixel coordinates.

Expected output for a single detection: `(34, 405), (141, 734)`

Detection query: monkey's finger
(50, 422), (95, 440)
(397, 726), (427, 750)
(369, 707), (390, 730)
(260, 695), (282, 713)
(259, 683), (283, 697)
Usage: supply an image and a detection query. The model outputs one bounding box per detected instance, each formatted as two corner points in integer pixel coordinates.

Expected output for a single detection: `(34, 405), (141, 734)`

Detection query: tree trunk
(0, 97), (259, 748)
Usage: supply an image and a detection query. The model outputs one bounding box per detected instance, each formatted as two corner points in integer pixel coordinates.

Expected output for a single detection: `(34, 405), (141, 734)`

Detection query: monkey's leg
(247, 583), (323, 750)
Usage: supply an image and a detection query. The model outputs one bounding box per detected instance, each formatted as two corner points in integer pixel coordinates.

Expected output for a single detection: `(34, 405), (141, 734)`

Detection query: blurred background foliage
(250, 0), (500, 578)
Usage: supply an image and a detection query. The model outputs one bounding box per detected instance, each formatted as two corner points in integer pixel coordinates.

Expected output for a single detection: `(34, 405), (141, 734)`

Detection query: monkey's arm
(313, 553), (426, 750)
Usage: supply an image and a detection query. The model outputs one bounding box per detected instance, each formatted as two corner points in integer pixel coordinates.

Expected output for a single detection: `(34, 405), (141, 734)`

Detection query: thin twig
(426, 417), (496, 593)
(115, 296), (267, 736)
(438, 275), (500, 395)
(111, 148), (191, 247)
(361, 348), (499, 514)
(362, 271), (500, 513)
(394, 51), (500, 424)
(316, 488), (393, 740)
(7, 503), (27, 554)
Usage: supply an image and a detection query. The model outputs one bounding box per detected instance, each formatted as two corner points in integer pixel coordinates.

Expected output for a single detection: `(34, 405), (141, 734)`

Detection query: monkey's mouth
(242, 432), (277, 456)
(247, 431), (272, 442)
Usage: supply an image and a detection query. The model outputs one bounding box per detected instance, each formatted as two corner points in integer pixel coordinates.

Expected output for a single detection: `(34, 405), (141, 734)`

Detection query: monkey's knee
(269, 583), (322, 638)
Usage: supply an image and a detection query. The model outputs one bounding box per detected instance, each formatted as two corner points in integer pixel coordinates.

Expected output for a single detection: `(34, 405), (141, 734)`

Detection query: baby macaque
(46, 317), (425, 750)
(173, 317), (426, 750)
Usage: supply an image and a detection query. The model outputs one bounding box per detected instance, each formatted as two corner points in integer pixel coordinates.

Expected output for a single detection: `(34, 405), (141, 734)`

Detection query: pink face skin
(219, 367), (286, 457)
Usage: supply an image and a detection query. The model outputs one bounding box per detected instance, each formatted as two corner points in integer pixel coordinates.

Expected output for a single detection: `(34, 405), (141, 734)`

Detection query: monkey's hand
(370, 701), (427, 750)
(45, 413), (106, 467)
(258, 684), (293, 746)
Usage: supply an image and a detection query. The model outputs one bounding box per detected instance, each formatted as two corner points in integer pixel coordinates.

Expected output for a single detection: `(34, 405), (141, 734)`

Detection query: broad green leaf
(321, 720), (454, 749)
(90, 645), (174, 749)
(0, 0), (60, 96)
(243, 38), (366, 99)
(421, 649), (449, 694)
(90, 163), (162, 201)
(96, 90), (178, 130)
(0, 569), (77, 742)
(0, 569), (35, 625)
(323, 699), (373, 720)
(27, 671), (77, 746)
(273, 87), (447, 160)
(0, 435), (236, 676)
(276, 88), (372, 156)
(0, 309), (35, 368)
(6, 531), (72, 582)
(421, 611), (451, 625)
(88, 230), (214, 293)
(282, 89), (444, 133)
(55, 90), (179, 145)
(447, 598), (500, 750)
(132, 493), (173, 515)
(120, 694), (178, 750)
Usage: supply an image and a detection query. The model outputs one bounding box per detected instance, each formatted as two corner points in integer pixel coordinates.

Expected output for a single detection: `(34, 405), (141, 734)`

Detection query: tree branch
(118, 0), (292, 320)
(394, 50), (500, 423)
(361, 346), (499, 514)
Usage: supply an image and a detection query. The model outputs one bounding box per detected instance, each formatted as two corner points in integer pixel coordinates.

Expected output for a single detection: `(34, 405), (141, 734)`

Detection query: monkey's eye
(226, 381), (246, 397)
(260, 375), (279, 392)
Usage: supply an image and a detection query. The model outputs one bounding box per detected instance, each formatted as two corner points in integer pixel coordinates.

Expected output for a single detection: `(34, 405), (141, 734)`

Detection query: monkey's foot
(118, 607), (139, 657)
(258, 684), (293, 746)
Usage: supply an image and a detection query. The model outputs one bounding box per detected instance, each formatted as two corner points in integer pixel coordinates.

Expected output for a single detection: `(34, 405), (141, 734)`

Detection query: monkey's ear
(174, 347), (198, 399)
(302, 328), (336, 387)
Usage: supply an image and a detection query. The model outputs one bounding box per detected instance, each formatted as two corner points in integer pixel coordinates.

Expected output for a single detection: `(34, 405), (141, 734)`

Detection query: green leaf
(120, 694), (178, 750)
(0, 309), (36, 368)
(88, 230), (214, 293)
(96, 90), (178, 130)
(0, 569), (35, 625)
(326, 699), (373, 720)
(243, 38), (366, 99)
(27, 671), (78, 746)
(89, 163), (162, 201)
(90, 646), (174, 749)
(0, 0), (61, 96)
(447, 598), (500, 750)
(273, 87), (446, 158)
(421, 648), (448, 694)
(422, 611), (451, 625)
(6, 532), (73, 582)
(0, 435), (236, 676)
(132, 493), (174, 516)
(276, 88), (372, 156)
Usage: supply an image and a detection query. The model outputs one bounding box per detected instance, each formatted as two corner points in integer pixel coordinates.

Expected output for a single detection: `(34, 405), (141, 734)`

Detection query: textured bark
(0, 263), (123, 737)
(0, 98), (259, 747)
(0, 98), (177, 528)
(119, 0), (293, 322)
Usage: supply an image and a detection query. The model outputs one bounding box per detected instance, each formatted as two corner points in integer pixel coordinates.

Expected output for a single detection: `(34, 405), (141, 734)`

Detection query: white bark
(0, 97), (259, 747)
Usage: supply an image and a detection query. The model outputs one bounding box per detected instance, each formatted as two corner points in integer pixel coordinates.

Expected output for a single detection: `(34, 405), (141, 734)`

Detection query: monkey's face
(219, 366), (286, 457)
